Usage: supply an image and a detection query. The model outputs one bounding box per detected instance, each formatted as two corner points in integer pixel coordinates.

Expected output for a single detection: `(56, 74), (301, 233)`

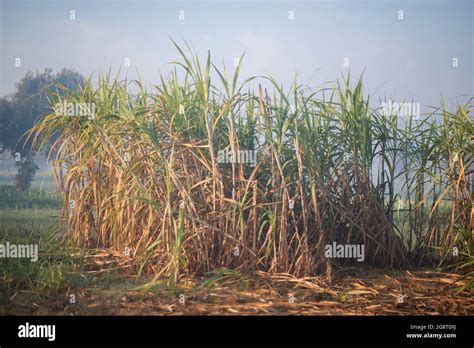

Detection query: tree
(0, 68), (85, 190)
(14, 156), (39, 192)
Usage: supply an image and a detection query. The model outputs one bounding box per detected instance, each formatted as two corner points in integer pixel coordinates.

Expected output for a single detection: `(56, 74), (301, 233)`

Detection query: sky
(0, 0), (473, 110)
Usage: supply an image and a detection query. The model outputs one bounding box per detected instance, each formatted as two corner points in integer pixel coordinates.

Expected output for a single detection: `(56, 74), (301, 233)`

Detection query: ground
(3, 267), (473, 315)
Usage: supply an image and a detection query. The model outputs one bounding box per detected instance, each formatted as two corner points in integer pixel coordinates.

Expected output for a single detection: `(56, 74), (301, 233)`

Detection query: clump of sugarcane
(28, 41), (473, 283)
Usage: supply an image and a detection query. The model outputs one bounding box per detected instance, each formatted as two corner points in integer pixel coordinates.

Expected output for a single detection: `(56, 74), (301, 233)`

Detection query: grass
(0, 210), (69, 312)
(0, 206), (138, 315)
(0, 185), (62, 209)
(25, 41), (473, 285)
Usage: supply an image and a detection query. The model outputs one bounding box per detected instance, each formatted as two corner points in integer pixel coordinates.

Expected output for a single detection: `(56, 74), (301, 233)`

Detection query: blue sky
(0, 0), (472, 109)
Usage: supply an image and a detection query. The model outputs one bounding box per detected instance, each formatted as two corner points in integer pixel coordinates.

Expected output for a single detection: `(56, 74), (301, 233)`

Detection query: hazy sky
(0, 0), (472, 109)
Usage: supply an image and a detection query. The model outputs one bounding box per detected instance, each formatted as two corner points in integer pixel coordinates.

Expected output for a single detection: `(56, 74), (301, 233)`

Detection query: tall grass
(28, 43), (473, 281)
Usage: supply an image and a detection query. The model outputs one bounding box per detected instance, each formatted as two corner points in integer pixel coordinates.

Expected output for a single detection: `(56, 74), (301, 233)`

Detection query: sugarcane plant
(28, 42), (473, 284)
